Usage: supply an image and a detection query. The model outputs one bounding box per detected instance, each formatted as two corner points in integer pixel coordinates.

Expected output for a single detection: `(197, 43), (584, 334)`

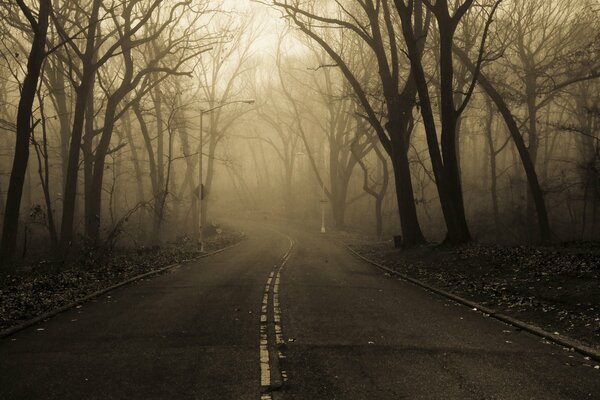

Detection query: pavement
(1, 220), (599, 399)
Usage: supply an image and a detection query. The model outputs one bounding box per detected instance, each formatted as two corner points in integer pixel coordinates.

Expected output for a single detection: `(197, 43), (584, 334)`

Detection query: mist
(0, 0), (598, 260)
(1, 1), (600, 398)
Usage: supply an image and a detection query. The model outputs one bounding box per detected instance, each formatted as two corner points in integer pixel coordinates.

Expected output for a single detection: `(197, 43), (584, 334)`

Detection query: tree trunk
(87, 100), (120, 244)
(284, 160), (294, 217)
(83, 81), (95, 241)
(133, 101), (160, 243)
(375, 196), (384, 238)
(388, 127), (426, 246)
(35, 92), (59, 252)
(483, 100), (501, 238)
(1, 0), (51, 267)
(396, 4), (471, 245)
(122, 108), (145, 205)
(173, 101), (197, 237)
(60, 0), (101, 255)
(46, 59), (71, 188)
(454, 48), (552, 242)
(525, 74), (539, 240)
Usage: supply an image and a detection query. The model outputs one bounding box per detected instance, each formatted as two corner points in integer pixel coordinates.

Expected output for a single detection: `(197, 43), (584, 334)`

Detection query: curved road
(0, 221), (598, 399)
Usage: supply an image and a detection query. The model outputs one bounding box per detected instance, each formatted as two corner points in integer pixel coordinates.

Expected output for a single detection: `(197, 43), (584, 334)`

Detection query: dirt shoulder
(343, 236), (600, 350)
(0, 230), (245, 332)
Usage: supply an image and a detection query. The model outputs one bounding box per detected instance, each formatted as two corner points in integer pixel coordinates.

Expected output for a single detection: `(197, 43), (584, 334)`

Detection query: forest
(0, 1), (599, 284)
(1, 1), (600, 398)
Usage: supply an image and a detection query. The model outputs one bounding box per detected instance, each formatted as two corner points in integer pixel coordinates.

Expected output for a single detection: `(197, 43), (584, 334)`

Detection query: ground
(0, 229), (244, 331)
(345, 238), (600, 350)
(0, 221), (598, 399)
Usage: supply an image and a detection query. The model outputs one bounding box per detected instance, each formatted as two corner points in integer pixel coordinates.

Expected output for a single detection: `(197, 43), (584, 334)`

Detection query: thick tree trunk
(436, 22), (471, 244)
(0, 0), (51, 267)
(87, 100), (121, 244)
(389, 127), (426, 246)
(525, 77), (539, 240)
(329, 145), (350, 230)
(331, 197), (347, 230)
(396, 4), (471, 245)
(60, 0), (101, 255)
(375, 197), (383, 238)
(83, 83), (95, 241)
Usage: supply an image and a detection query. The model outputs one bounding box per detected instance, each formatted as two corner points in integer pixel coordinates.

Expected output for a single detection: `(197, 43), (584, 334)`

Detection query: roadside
(339, 234), (600, 351)
(0, 229), (245, 332)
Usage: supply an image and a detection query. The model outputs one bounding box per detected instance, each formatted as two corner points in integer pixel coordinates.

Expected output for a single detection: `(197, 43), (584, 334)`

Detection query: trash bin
(393, 235), (402, 248)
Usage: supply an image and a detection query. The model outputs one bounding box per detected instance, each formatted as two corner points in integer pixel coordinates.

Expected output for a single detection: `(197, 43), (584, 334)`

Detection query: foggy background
(1, 0), (599, 265)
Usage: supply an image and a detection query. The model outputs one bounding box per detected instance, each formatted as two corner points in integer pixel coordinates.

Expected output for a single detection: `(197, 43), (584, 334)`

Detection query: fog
(1, 0), (599, 266)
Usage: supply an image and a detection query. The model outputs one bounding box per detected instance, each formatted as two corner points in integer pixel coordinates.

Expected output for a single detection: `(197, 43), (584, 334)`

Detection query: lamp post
(320, 183), (327, 234)
(320, 142), (327, 234)
(198, 99), (254, 251)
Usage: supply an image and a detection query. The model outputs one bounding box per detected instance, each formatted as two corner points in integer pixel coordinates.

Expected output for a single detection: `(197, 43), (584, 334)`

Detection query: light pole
(320, 183), (327, 234)
(320, 142), (327, 234)
(198, 99), (254, 251)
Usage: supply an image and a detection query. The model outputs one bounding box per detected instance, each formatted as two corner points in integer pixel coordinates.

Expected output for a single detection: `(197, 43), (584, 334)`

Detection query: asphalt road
(1, 221), (599, 399)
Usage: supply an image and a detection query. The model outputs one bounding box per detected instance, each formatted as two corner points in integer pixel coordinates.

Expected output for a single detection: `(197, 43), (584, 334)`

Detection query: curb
(0, 241), (242, 339)
(345, 244), (600, 363)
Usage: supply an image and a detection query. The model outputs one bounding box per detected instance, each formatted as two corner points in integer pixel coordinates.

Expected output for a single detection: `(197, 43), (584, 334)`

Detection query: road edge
(0, 241), (242, 339)
(345, 244), (600, 363)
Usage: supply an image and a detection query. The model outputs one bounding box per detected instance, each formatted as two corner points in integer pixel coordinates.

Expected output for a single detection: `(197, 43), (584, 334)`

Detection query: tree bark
(1, 0), (51, 267)
(389, 124), (426, 246)
(60, 0), (101, 255)
(396, 2), (472, 244)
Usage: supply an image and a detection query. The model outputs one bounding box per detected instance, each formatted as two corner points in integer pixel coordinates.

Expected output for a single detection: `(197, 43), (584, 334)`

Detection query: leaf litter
(0, 231), (244, 331)
(349, 240), (600, 350)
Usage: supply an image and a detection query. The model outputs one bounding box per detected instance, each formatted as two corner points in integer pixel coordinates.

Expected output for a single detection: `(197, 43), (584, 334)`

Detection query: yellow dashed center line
(259, 233), (294, 399)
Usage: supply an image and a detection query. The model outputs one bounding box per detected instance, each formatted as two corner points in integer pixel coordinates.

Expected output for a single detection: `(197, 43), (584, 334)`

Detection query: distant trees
(253, 79), (301, 217)
(352, 125), (390, 238)
(195, 13), (258, 236)
(273, 0), (428, 245)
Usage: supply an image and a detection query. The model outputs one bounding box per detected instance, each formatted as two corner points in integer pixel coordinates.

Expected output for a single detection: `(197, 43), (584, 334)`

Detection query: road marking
(259, 232), (294, 398)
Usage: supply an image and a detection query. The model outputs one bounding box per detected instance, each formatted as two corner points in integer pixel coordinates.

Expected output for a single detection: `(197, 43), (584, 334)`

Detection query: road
(1, 221), (599, 399)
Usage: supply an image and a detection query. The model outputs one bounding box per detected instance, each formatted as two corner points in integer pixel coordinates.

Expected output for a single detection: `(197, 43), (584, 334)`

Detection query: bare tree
(0, 0), (51, 267)
(395, 0), (502, 244)
(195, 13), (258, 236)
(272, 0), (428, 245)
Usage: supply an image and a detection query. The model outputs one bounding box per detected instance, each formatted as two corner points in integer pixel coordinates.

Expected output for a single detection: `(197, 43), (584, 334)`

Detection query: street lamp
(320, 183), (327, 234)
(198, 99), (255, 252)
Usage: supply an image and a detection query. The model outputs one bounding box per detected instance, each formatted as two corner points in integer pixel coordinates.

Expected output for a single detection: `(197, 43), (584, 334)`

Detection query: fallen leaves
(0, 231), (244, 331)
(350, 241), (600, 350)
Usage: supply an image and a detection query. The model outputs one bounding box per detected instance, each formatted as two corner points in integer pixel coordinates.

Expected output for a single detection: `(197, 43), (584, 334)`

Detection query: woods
(2, 2), (600, 397)
(0, 0), (599, 270)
